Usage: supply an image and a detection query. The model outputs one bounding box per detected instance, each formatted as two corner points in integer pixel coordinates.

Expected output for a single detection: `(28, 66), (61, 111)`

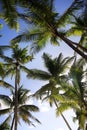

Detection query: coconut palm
(0, 86), (40, 130)
(53, 57), (87, 130)
(11, 0), (87, 59)
(0, 44), (33, 130)
(27, 52), (74, 130)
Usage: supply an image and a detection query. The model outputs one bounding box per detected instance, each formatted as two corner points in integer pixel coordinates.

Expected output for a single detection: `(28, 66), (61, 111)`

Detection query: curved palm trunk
(14, 65), (18, 130)
(54, 99), (72, 130)
(55, 31), (87, 60)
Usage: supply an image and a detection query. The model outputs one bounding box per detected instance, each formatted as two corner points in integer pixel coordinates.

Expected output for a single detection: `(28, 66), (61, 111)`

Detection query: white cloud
(40, 106), (49, 112)
(38, 100), (50, 112)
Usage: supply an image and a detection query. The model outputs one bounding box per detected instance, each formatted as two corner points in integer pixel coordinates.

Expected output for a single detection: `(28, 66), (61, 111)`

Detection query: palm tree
(27, 52), (74, 130)
(0, 44), (33, 130)
(11, 0), (87, 59)
(53, 57), (87, 130)
(0, 86), (40, 130)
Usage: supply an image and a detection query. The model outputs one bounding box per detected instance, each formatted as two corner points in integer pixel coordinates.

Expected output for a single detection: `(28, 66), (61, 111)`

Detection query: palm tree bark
(10, 115), (15, 130)
(14, 65), (18, 130)
(55, 31), (87, 60)
(54, 99), (72, 130)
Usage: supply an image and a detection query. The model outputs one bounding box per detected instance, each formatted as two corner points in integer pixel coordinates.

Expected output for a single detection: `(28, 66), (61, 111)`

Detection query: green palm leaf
(0, 80), (14, 89)
(27, 69), (51, 80)
(0, 94), (12, 105)
(34, 83), (54, 99)
(0, 108), (11, 115)
(57, 0), (83, 27)
(19, 105), (39, 112)
(19, 106), (41, 125)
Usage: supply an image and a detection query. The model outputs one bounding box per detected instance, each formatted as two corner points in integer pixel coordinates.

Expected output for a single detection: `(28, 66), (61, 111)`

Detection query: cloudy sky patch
(38, 100), (50, 112)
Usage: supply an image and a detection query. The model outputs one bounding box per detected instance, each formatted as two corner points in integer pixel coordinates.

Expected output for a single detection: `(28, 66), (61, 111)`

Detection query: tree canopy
(0, 1), (87, 130)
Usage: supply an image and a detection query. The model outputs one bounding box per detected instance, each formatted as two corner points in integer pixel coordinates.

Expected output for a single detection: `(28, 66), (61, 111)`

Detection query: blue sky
(0, 0), (79, 130)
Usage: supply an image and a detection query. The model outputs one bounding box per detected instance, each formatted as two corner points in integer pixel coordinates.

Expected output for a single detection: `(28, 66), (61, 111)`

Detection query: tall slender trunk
(55, 32), (87, 60)
(54, 99), (72, 130)
(10, 115), (15, 130)
(14, 65), (18, 130)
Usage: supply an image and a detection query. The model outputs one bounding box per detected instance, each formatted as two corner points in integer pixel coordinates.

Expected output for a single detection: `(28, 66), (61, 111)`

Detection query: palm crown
(54, 57), (87, 130)
(27, 52), (74, 130)
(0, 86), (40, 129)
(11, 0), (87, 59)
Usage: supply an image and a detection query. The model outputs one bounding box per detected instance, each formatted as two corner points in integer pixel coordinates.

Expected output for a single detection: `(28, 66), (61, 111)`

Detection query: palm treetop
(27, 52), (74, 81)
(10, 0), (87, 59)
(27, 52), (74, 102)
(0, 44), (32, 64)
(0, 44), (33, 80)
(54, 57), (87, 130)
(0, 86), (41, 128)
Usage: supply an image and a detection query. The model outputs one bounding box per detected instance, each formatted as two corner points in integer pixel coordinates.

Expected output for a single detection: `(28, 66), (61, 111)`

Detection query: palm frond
(20, 65), (31, 74)
(0, 94), (12, 105)
(42, 53), (57, 75)
(18, 86), (30, 104)
(56, 103), (71, 116)
(11, 29), (43, 44)
(27, 69), (51, 80)
(57, 0), (83, 27)
(0, 63), (6, 78)
(21, 55), (33, 64)
(0, 80), (14, 89)
(79, 32), (87, 48)
(0, 108), (11, 116)
(0, 55), (13, 63)
(19, 107), (41, 125)
(19, 105), (39, 112)
(34, 83), (56, 100)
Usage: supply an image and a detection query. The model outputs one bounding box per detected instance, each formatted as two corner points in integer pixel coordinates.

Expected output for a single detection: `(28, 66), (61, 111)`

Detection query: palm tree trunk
(55, 31), (87, 60)
(10, 115), (15, 130)
(14, 65), (18, 130)
(54, 99), (72, 130)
